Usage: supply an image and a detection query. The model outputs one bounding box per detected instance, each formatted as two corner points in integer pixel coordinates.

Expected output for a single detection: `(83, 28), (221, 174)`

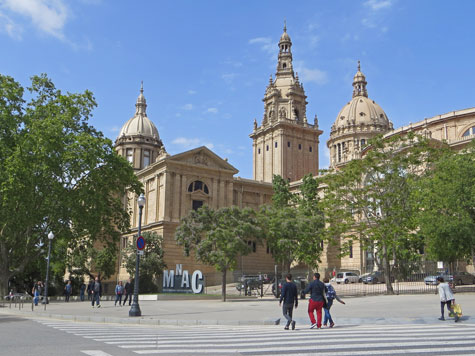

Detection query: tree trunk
(382, 243), (394, 294)
(0, 270), (11, 297)
(221, 269), (227, 302)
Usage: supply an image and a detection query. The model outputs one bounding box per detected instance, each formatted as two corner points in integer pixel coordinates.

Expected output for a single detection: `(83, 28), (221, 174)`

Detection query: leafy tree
(122, 231), (167, 293)
(0, 74), (142, 296)
(175, 206), (261, 301)
(417, 141), (475, 266)
(260, 174), (325, 274)
(321, 134), (433, 293)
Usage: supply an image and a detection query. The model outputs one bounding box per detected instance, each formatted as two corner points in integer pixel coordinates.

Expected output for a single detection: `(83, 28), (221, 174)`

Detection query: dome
(117, 83), (160, 141)
(332, 96), (390, 132)
(279, 22), (291, 43)
(118, 115), (160, 140)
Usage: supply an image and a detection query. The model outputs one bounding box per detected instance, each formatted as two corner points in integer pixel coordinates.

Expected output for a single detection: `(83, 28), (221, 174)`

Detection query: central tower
(250, 24), (323, 182)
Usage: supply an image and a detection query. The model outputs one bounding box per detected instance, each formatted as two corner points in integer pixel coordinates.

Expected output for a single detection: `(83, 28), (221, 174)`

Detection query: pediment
(167, 146), (239, 174)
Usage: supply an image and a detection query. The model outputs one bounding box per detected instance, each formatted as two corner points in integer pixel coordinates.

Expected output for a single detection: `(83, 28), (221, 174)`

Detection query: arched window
(188, 180), (209, 194)
(462, 126), (475, 137)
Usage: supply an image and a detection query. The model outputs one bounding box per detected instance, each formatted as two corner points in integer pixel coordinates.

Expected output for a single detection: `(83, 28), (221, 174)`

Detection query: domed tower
(327, 62), (393, 168)
(115, 83), (166, 170)
(250, 23), (323, 182)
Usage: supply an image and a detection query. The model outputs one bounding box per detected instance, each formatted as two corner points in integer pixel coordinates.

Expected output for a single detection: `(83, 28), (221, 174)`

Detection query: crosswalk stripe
(81, 351), (114, 356)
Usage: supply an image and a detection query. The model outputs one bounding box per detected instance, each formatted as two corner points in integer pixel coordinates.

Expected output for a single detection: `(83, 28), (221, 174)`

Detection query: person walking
(437, 276), (458, 322)
(114, 281), (124, 306)
(303, 272), (327, 329)
(79, 282), (86, 301)
(87, 279), (94, 301)
(279, 273), (298, 330)
(323, 277), (345, 328)
(64, 280), (72, 302)
(123, 278), (133, 306)
(91, 276), (102, 308)
(32, 281), (41, 306)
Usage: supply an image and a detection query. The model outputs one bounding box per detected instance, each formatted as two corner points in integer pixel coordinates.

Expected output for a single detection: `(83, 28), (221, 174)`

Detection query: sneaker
(455, 315), (460, 322)
(330, 322), (335, 328)
(438, 317), (445, 321)
(97, 305), (101, 308)
(291, 321), (296, 330)
(310, 323), (317, 329)
(284, 326), (289, 330)
(323, 323), (327, 327)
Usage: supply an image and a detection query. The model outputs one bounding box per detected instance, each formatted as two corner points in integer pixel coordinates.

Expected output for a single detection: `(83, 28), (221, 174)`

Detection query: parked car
(335, 271), (359, 284)
(453, 272), (475, 285)
(424, 272), (453, 286)
(4, 292), (31, 301)
(272, 277), (308, 299)
(362, 271), (393, 284)
(236, 275), (263, 296)
(358, 273), (371, 283)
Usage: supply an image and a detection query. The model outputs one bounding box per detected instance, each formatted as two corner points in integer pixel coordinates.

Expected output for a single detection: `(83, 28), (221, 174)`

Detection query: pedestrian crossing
(36, 320), (475, 355)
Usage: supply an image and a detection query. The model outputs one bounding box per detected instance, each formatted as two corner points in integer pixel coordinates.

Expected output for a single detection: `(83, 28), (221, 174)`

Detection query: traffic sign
(137, 250), (144, 255)
(136, 235), (146, 250)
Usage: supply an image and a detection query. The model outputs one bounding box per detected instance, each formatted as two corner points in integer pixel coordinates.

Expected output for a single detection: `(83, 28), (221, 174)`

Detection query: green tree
(321, 134), (432, 293)
(260, 174), (325, 274)
(175, 206), (261, 301)
(122, 231), (167, 293)
(417, 141), (475, 266)
(0, 74), (142, 296)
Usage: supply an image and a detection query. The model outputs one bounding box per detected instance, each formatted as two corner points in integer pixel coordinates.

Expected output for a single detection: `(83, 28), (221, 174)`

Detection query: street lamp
(43, 231), (54, 310)
(129, 193), (145, 317)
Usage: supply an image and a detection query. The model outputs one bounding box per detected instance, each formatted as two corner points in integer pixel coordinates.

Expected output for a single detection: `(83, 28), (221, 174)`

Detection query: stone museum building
(113, 26), (475, 286)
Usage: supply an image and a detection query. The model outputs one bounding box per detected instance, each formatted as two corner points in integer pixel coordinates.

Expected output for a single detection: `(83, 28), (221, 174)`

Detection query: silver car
(335, 272), (359, 284)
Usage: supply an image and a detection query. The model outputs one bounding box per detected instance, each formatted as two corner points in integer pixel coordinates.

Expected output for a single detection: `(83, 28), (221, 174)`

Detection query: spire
(277, 23), (293, 77)
(352, 60), (368, 98)
(135, 81), (147, 115)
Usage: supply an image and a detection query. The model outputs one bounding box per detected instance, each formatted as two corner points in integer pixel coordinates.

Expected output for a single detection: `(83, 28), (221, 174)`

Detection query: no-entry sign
(136, 235), (145, 250)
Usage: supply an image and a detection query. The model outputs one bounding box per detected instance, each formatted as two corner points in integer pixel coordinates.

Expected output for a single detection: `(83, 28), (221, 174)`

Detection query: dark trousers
(65, 292), (71, 302)
(80, 292), (85, 301)
(115, 294), (123, 306)
(282, 303), (294, 326)
(308, 299), (324, 327)
(123, 293), (132, 305)
(441, 300), (453, 318)
(92, 293), (100, 306)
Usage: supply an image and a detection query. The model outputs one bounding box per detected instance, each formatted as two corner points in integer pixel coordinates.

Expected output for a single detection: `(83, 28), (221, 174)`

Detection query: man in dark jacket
(123, 278), (133, 306)
(303, 272), (327, 329)
(279, 273), (298, 330)
(91, 276), (102, 308)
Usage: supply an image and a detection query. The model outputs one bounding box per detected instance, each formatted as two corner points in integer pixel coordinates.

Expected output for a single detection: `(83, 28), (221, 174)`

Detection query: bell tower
(250, 24), (323, 183)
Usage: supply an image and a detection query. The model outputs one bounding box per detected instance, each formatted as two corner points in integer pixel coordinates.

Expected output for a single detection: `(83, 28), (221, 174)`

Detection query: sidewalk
(1, 293), (473, 326)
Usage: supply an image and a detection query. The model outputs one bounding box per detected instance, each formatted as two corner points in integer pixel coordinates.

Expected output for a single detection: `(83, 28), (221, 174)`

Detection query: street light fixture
(43, 231), (54, 310)
(129, 193), (145, 317)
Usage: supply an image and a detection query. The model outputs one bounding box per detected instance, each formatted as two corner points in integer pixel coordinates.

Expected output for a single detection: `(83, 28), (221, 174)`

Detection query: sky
(1, 0), (475, 178)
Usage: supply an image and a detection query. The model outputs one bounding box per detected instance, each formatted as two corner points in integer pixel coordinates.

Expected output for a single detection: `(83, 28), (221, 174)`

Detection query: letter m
(163, 270), (175, 288)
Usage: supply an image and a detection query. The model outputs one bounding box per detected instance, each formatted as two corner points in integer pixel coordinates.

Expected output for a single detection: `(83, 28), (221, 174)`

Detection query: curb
(0, 308), (279, 326)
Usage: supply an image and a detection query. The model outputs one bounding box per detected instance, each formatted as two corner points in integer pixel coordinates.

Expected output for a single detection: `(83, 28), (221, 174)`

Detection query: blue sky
(2, 0), (475, 178)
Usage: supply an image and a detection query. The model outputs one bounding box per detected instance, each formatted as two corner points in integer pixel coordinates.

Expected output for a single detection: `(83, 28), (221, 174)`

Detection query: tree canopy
(0, 74), (141, 295)
(175, 205), (261, 301)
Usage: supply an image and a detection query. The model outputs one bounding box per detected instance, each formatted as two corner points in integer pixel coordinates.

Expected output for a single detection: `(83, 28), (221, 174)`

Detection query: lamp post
(129, 193), (145, 317)
(43, 231), (54, 310)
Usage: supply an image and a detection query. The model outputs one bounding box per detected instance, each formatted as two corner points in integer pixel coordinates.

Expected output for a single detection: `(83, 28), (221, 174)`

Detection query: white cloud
(188, 90), (196, 95)
(182, 103), (193, 110)
(249, 36), (274, 55)
(2, 0), (68, 40)
(172, 137), (214, 150)
(364, 0), (392, 11)
(0, 12), (22, 39)
(206, 107), (218, 114)
(294, 61), (328, 85)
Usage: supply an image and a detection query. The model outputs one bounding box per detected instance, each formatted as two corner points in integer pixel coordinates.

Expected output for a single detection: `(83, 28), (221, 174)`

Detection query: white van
(335, 271), (359, 284)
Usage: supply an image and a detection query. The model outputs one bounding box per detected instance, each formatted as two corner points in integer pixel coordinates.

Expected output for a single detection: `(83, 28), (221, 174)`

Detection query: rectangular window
(126, 148), (133, 163)
(298, 144), (302, 150)
(266, 145), (269, 151)
(287, 141), (290, 147)
(349, 244), (353, 258)
(275, 142), (278, 148)
(143, 150), (150, 167)
(258, 148), (261, 154)
(309, 146), (312, 152)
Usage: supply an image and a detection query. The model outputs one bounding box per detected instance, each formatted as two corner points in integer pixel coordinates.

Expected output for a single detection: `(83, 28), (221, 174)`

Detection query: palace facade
(112, 26), (475, 286)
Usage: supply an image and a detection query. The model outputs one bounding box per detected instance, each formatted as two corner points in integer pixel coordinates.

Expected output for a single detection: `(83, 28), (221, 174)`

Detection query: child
(323, 277), (345, 328)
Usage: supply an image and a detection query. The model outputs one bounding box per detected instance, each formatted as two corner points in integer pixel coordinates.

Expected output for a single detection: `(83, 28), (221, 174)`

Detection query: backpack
(326, 284), (336, 300)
